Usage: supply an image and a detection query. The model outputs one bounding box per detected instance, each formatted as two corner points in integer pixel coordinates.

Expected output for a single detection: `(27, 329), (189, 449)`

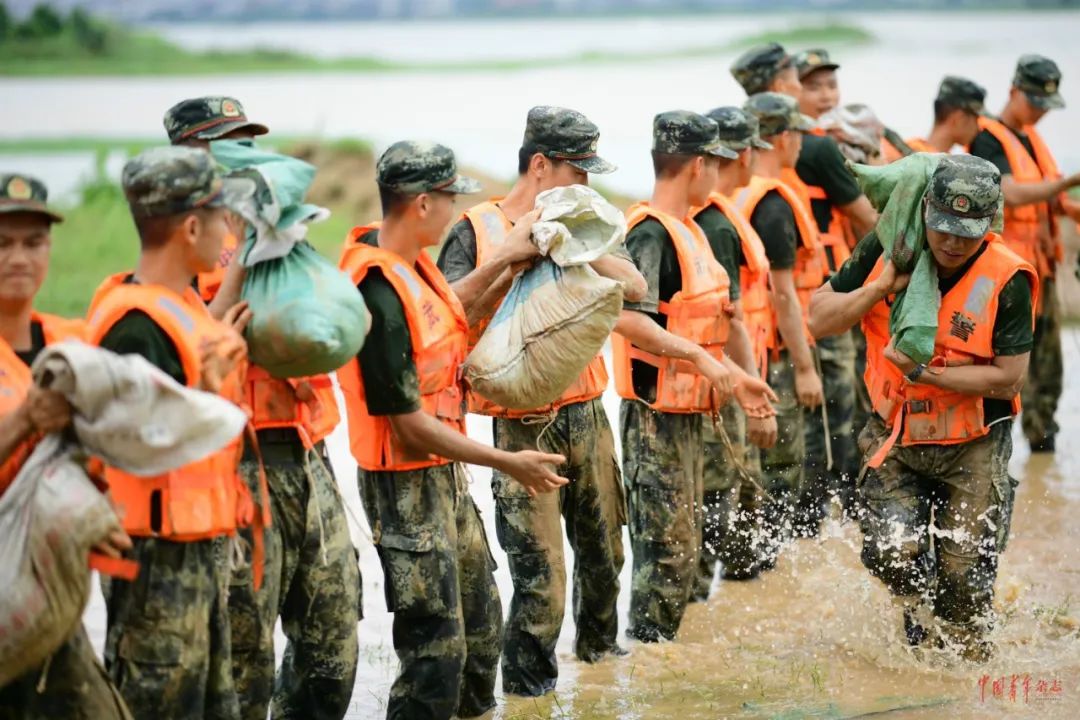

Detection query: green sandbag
(852, 154), (943, 364)
(242, 241), (370, 378)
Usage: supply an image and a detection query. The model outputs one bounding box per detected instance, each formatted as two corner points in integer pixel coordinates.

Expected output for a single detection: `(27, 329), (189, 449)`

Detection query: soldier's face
(926, 226), (983, 273)
(1012, 89), (1049, 125)
(799, 69), (839, 118)
(779, 130), (803, 168)
(770, 67), (802, 99)
(0, 213), (51, 305)
(953, 110), (981, 146)
(737, 148), (756, 185)
(419, 191), (457, 247)
(541, 159), (588, 192)
(690, 156), (720, 207)
(189, 207), (230, 274)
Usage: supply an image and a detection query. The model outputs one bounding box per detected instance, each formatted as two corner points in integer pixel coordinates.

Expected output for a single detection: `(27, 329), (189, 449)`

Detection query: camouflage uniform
(492, 399), (625, 694)
(99, 147), (256, 720)
(161, 98), (362, 720)
(757, 352), (805, 569)
(730, 42), (795, 95)
(360, 463), (501, 719)
(1021, 276), (1062, 446)
(228, 442), (361, 720)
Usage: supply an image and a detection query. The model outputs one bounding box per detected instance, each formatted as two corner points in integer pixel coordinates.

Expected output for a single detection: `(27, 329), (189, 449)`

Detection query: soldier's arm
(588, 253), (648, 302)
(770, 268), (814, 373)
(1000, 173), (1080, 208)
(446, 209), (542, 317)
(836, 195), (878, 240)
(886, 344), (1029, 399)
(809, 260), (909, 338)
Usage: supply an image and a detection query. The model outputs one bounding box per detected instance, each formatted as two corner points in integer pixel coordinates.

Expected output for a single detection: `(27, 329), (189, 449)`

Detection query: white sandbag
(531, 184), (627, 266)
(0, 342), (248, 684)
(463, 262), (622, 409)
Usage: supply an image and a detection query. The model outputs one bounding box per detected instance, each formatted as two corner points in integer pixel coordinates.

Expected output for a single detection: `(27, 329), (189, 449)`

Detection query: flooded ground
(81, 332), (1080, 718)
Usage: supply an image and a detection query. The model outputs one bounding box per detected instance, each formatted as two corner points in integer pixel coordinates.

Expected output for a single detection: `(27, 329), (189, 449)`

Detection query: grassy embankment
(0, 18), (873, 76)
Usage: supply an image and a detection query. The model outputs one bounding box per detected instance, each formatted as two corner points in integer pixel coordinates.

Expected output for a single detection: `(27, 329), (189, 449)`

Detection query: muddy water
(79, 333), (1080, 719)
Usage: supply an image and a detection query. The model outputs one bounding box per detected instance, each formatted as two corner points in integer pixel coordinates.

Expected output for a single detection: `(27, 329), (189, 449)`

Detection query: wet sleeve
(435, 219), (479, 284)
(828, 231), (883, 293)
(992, 273), (1034, 356)
(98, 311), (187, 385)
(750, 192), (797, 270)
(356, 270), (422, 416)
(695, 206), (742, 300)
(622, 219), (665, 314)
(803, 135), (862, 206)
(968, 131), (1012, 176)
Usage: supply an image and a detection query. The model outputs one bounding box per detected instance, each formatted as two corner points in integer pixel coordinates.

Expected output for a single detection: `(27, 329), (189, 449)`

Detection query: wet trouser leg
(230, 441), (361, 720)
(757, 351), (805, 570)
(492, 398), (625, 696)
(1021, 276), (1062, 447)
(621, 400), (703, 643)
(104, 537), (240, 720)
(359, 464), (501, 720)
(857, 417), (1016, 653)
(799, 331), (858, 533)
(0, 625), (132, 720)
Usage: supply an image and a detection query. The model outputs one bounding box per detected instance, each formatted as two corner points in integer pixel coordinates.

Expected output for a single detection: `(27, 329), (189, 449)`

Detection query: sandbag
(242, 241), (371, 378)
(531, 184), (626, 266)
(0, 341), (247, 685)
(464, 261), (622, 410)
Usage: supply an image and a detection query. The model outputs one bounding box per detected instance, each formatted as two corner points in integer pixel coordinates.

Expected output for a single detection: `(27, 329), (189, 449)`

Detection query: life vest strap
(88, 553), (139, 581)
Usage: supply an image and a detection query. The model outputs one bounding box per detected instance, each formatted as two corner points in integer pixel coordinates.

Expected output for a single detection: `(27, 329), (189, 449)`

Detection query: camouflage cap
(652, 111), (738, 159)
(743, 92), (815, 138)
(793, 48), (840, 80)
(1012, 54), (1064, 110)
(936, 76), (987, 115)
(0, 173), (63, 223)
(376, 141), (481, 195)
(925, 155), (1001, 239)
(730, 42), (792, 95)
(164, 96), (270, 144)
(122, 146), (255, 218)
(705, 106), (773, 152)
(522, 106), (616, 174)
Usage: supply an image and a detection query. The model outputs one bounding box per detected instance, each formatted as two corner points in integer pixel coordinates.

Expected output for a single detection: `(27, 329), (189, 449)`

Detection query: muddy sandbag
(531, 184), (626, 266)
(0, 342), (247, 685)
(242, 241), (371, 378)
(464, 262), (622, 409)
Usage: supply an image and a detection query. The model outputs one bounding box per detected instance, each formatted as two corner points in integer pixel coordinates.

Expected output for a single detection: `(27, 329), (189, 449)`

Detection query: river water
(4, 10), (1079, 718)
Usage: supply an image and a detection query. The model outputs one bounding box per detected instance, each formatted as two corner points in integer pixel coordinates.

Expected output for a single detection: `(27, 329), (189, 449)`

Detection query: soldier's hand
(734, 376), (778, 419)
(501, 450), (568, 497)
(747, 415), (778, 450)
(873, 261), (910, 298)
(699, 354), (734, 406)
(501, 209), (543, 266)
(198, 335), (246, 394)
(92, 529), (133, 559)
(24, 386), (73, 434)
(883, 341), (917, 375)
(794, 366), (824, 409)
(222, 300), (253, 335)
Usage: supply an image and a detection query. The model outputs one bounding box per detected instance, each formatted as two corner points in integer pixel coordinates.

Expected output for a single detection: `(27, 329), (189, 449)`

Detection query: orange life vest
(86, 276), (255, 542)
(612, 203), (731, 414)
(973, 116), (1061, 278)
(461, 200), (609, 417)
(784, 141), (853, 267)
(0, 313), (86, 493)
(732, 175), (825, 349)
(337, 224), (469, 472)
(861, 236), (1037, 466)
(905, 137), (936, 154)
(880, 136), (906, 164)
(695, 191), (774, 379)
(195, 232), (341, 449)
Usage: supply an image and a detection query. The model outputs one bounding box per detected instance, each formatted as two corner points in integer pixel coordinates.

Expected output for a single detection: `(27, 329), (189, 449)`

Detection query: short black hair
(517, 147), (573, 176)
(379, 185), (416, 217)
(651, 151), (695, 179)
(933, 100), (973, 125)
(132, 209), (210, 250)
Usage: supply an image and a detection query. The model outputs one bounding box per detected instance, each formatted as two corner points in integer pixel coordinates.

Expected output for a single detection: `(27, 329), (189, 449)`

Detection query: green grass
(0, 136), (373, 156)
(0, 21), (874, 77)
(38, 171), (358, 318)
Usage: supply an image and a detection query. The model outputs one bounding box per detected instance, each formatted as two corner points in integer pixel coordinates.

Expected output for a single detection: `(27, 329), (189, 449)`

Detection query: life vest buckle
(906, 399), (933, 415)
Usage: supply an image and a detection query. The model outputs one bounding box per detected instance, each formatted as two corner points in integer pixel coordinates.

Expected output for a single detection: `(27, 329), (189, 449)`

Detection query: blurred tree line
(0, 2), (110, 54)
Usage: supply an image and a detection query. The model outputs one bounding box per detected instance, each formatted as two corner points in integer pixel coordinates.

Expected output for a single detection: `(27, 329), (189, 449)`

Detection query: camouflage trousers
(758, 350), (806, 569)
(857, 416), (1016, 641)
(0, 625), (132, 720)
(491, 397), (626, 697)
(798, 331), (859, 531)
(621, 400), (703, 643)
(104, 536), (241, 720)
(850, 324), (871, 455)
(695, 402), (763, 598)
(1020, 276), (1062, 446)
(359, 462), (501, 720)
(229, 438), (361, 720)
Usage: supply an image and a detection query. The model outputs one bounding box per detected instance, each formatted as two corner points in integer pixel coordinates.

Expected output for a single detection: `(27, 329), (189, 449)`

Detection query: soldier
(614, 111), (776, 642)
(691, 108), (779, 592)
(336, 141), (569, 720)
(809, 155), (1036, 662)
(734, 45), (873, 530)
(969, 55), (1080, 453)
(165, 96), (362, 720)
(86, 147), (257, 720)
(0, 174), (132, 720)
(436, 107), (645, 697)
(907, 77), (987, 154)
